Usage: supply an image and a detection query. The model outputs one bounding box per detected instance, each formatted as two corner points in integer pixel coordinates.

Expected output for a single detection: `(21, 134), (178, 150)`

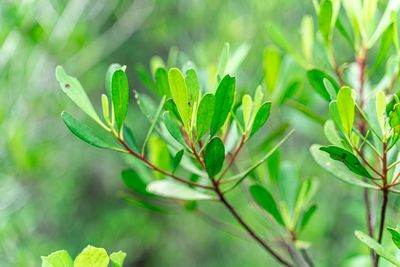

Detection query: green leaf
(141, 96), (166, 155)
(300, 204), (317, 231)
(106, 64), (122, 98)
(196, 93), (215, 140)
(41, 250), (73, 267)
(110, 251), (127, 267)
(337, 86), (355, 136)
(168, 68), (189, 127)
(172, 149), (184, 173)
(74, 245), (109, 267)
(250, 102), (272, 137)
(112, 69), (129, 130)
(263, 47), (281, 94)
(368, 0), (400, 47)
(155, 68), (171, 97)
(355, 231), (400, 266)
(319, 0), (333, 44)
(147, 180), (215, 200)
(185, 69), (200, 121)
(267, 150), (280, 182)
(218, 43), (230, 76)
(164, 98), (183, 124)
(319, 146), (373, 178)
(204, 137), (225, 177)
(61, 112), (117, 150)
(324, 120), (342, 146)
(223, 130), (294, 190)
(387, 227), (400, 249)
(301, 15), (314, 62)
(249, 184), (284, 226)
(375, 23), (394, 70)
(310, 145), (374, 188)
(376, 91), (386, 135)
(266, 24), (306, 66)
(121, 169), (149, 196)
(307, 69), (339, 101)
(163, 111), (185, 145)
(135, 64), (155, 92)
(123, 126), (139, 152)
(210, 75), (236, 135)
(390, 103), (400, 128)
(56, 66), (103, 127)
(242, 94), (253, 129)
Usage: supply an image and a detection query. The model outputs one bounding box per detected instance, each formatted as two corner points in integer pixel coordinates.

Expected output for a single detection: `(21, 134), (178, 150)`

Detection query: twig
(118, 137), (214, 190)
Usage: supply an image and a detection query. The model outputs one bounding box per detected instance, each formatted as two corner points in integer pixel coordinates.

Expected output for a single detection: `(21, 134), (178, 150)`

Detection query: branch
(118, 138), (214, 190)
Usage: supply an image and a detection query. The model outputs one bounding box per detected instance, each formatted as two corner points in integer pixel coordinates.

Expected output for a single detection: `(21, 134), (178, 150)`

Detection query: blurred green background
(0, 0), (390, 266)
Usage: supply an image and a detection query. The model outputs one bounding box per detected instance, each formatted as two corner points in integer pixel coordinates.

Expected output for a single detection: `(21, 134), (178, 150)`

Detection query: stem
(211, 179), (294, 267)
(375, 142), (390, 266)
(356, 46), (379, 267)
(375, 190), (389, 267)
(118, 138), (214, 190)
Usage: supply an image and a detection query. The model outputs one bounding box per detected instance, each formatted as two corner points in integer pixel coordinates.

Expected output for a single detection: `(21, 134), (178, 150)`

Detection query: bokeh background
(0, 0), (391, 266)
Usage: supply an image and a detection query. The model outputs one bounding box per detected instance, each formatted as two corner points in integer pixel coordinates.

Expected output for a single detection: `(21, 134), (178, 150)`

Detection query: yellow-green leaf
(168, 68), (189, 128)
(41, 250), (73, 267)
(337, 86), (355, 136)
(263, 47), (281, 94)
(74, 245), (109, 267)
(376, 91), (386, 135)
(242, 94), (253, 129)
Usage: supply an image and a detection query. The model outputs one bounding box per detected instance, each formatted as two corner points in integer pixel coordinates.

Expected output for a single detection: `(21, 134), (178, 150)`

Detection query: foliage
(41, 245), (126, 267)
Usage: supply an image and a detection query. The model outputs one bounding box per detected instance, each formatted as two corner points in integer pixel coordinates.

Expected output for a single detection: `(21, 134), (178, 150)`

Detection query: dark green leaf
(172, 150), (184, 173)
(61, 111), (117, 150)
(163, 111), (185, 145)
(250, 102), (272, 136)
(204, 137), (225, 177)
(196, 93), (215, 140)
(307, 69), (340, 101)
(112, 69), (129, 130)
(121, 169), (149, 196)
(319, 146), (373, 178)
(310, 145), (374, 188)
(387, 227), (400, 249)
(210, 75), (236, 135)
(164, 99), (183, 124)
(249, 184), (284, 226)
(155, 68), (171, 97)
